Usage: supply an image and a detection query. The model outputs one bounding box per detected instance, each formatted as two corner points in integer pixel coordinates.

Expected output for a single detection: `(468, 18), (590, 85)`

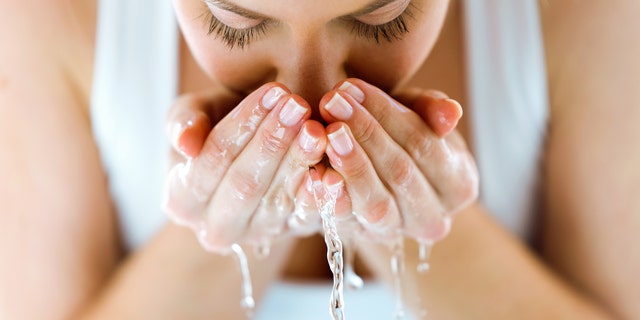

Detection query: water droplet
(390, 237), (406, 320)
(231, 244), (255, 319)
(344, 239), (364, 290)
(417, 241), (433, 274)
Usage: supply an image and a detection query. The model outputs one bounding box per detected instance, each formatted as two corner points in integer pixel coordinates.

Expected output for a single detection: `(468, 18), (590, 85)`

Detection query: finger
(327, 79), (478, 214)
(183, 83), (289, 204)
(248, 120), (327, 240)
(321, 167), (359, 236)
(287, 166), (326, 236)
(202, 95), (311, 249)
(395, 89), (463, 137)
(163, 160), (204, 229)
(324, 122), (402, 236)
(165, 94), (214, 158)
(320, 90), (448, 242)
(163, 90), (245, 228)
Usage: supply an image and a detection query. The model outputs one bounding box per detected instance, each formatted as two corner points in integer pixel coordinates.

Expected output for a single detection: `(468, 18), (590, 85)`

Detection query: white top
(463, 1), (548, 240)
(90, 1), (548, 318)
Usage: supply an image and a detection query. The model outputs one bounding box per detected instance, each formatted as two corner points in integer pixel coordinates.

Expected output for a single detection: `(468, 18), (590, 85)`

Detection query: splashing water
(417, 241), (433, 273)
(309, 168), (345, 320)
(231, 244), (255, 319)
(343, 239), (364, 291)
(390, 238), (406, 320)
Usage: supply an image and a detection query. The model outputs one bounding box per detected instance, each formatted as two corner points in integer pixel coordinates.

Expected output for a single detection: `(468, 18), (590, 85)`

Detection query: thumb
(395, 89), (463, 138)
(165, 93), (213, 159)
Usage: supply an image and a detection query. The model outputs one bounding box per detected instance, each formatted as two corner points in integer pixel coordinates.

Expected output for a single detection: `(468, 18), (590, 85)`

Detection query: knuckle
(422, 216), (452, 242)
(260, 128), (290, 155)
(289, 201), (321, 235)
(354, 119), (379, 145)
(262, 187), (295, 219)
(364, 198), (395, 224)
(163, 193), (198, 228)
(164, 204), (196, 228)
(228, 171), (262, 201)
(445, 156), (480, 213)
(458, 160), (480, 202)
(200, 131), (231, 167)
(341, 157), (370, 180)
(405, 131), (435, 160)
(371, 104), (390, 124)
(387, 155), (415, 189)
(163, 163), (206, 223)
(197, 224), (236, 254)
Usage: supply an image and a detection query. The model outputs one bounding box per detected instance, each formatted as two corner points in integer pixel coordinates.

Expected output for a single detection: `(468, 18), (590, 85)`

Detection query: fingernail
(444, 98), (464, 120)
(280, 98), (307, 126)
(325, 93), (353, 120)
(299, 126), (319, 151)
(430, 91), (450, 100)
(328, 126), (353, 156)
(338, 81), (365, 103)
(326, 180), (344, 195)
(262, 86), (287, 110)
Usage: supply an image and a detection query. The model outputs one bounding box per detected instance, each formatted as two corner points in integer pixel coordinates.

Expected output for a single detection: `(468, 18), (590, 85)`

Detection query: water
(417, 242), (433, 273)
(309, 168), (346, 320)
(343, 239), (364, 290)
(231, 244), (255, 319)
(221, 166), (436, 319)
(390, 238), (406, 320)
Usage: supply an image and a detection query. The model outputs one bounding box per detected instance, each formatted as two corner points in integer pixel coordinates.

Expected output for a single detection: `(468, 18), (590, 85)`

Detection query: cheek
(346, 1), (448, 91)
(201, 51), (274, 93)
(173, 0), (274, 92)
(346, 45), (421, 91)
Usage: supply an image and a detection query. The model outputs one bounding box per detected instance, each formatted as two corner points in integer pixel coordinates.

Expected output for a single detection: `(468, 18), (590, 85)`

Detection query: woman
(1, 0), (639, 319)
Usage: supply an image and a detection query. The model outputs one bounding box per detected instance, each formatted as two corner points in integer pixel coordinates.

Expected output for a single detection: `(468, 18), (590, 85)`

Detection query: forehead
(231, 0), (382, 21)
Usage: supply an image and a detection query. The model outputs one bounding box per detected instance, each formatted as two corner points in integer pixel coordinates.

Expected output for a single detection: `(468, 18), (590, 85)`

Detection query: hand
(162, 83), (327, 253)
(317, 79), (479, 244)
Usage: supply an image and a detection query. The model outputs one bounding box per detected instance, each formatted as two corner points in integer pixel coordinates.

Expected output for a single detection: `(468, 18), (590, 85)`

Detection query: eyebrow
(204, 0), (399, 20)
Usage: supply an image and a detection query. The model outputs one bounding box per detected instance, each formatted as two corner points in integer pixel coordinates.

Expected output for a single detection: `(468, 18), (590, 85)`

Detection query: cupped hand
(162, 83), (327, 254)
(318, 79), (479, 244)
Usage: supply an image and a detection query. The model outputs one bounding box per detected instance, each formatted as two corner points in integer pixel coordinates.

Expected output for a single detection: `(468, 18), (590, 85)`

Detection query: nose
(274, 30), (348, 110)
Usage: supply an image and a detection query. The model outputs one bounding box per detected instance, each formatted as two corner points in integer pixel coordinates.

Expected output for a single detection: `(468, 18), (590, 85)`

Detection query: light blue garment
(90, 1), (548, 318)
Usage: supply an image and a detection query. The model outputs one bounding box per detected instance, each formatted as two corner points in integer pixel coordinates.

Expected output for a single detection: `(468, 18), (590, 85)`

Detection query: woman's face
(174, 0), (449, 105)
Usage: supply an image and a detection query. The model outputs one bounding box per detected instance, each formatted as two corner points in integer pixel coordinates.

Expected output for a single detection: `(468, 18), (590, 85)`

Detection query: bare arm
(360, 2), (640, 319)
(0, 2), (118, 318)
(0, 2), (293, 319)
(361, 205), (612, 319)
(81, 225), (294, 319)
(540, 1), (640, 318)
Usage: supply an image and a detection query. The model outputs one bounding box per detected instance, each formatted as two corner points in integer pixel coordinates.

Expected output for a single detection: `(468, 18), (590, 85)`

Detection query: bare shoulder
(0, 1), (118, 319)
(538, 1), (640, 318)
(0, 0), (97, 100)
(539, 0), (640, 113)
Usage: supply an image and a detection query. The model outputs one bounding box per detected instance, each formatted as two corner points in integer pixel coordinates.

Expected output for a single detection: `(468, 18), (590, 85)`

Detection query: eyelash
(203, 11), (268, 49)
(202, 3), (415, 49)
(350, 5), (416, 43)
